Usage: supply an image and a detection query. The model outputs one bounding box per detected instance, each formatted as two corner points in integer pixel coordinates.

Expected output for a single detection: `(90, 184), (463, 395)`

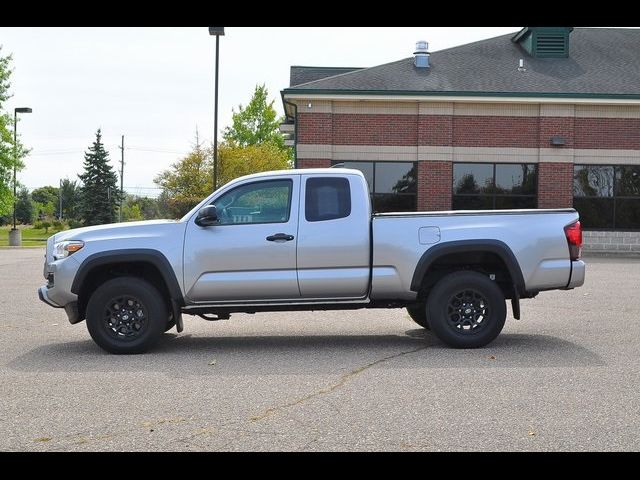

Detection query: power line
(126, 147), (188, 154)
(29, 150), (85, 156)
(29, 145), (189, 156)
(122, 186), (163, 199)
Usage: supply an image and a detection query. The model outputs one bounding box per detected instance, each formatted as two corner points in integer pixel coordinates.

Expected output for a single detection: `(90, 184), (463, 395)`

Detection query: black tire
(86, 277), (167, 354)
(406, 304), (430, 330)
(426, 271), (506, 349)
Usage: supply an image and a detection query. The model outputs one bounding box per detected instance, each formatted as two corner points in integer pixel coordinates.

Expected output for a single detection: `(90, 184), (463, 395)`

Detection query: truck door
(297, 174), (371, 299)
(183, 176), (301, 302)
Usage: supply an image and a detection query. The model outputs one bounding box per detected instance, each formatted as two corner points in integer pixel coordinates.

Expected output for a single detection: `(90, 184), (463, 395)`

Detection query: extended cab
(38, 168), (585, 353)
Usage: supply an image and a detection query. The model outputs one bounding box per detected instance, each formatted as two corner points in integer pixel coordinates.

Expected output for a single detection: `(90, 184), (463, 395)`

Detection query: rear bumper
(567, 260), (586, 289)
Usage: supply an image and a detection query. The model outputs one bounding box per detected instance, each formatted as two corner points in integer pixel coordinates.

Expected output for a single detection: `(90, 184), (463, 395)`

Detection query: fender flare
(71, 249), (184, 304)
(410, 240), (525, 294)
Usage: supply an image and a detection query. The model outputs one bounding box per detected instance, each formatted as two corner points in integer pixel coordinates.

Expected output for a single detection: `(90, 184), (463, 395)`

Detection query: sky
(1, 27), (519, 196)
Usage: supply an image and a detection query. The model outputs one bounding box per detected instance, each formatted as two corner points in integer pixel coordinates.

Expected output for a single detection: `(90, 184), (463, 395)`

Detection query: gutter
(282, 89), (640, 105)
(281, 90), (298, 169)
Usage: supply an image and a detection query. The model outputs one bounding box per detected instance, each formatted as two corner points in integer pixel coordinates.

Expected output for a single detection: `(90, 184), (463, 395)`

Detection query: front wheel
(86, 277), (167, 354)
(426, 271), (506, 349)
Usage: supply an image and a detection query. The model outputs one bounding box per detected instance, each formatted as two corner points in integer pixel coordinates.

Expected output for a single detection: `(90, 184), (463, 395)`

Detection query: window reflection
(573, 165), (614, 197)
(375, 163), (416, 194)
(495, 164), (537, 195)
(615, 166), (640, 197)
(333, 161), (417, 213)
(453, 163), (537, 211)
(453, 164), (492, 194)
(574, 165), (640, 229)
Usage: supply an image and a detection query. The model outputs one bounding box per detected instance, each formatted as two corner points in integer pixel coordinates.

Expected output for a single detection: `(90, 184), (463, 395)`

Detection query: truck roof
(232, 167), (365, 182)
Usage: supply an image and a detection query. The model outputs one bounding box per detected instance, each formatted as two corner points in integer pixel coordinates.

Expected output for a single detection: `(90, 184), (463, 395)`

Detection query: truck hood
(52, 219), (182, 243)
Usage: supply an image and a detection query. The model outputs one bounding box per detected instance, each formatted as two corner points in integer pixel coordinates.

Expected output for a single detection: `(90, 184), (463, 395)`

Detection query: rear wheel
(86, 277), (167, 354)
(426, 271), (506, 349)
(406, 303), (430, 330)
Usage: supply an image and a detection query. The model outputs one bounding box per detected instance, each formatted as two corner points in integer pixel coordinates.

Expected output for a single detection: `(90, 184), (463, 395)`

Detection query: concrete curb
(582, 251), (640, 259)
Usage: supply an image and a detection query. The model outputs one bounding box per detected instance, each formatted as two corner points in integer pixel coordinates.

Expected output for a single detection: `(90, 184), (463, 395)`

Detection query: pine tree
(78, 129), (120, 226)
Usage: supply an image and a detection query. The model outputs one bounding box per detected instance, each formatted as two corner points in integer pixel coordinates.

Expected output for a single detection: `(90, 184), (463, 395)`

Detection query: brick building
(280, 27), (640, 236)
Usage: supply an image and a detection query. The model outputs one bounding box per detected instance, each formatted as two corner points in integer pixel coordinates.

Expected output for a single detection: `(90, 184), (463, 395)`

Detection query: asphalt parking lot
(1, 248), (638, 451)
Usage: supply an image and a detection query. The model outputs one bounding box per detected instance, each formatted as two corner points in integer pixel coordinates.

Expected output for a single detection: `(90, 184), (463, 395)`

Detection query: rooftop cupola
(414, 40), (430, 68)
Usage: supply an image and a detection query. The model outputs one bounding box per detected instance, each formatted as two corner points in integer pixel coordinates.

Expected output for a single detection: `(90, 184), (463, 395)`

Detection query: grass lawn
(0, 225), (67, 247)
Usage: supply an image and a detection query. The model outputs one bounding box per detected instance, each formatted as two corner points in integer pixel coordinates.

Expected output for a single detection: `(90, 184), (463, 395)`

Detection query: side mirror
(195, 205), (219, 227)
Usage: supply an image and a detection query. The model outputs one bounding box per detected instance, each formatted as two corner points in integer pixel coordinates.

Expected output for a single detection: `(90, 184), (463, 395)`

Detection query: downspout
(281, 91), (298, 169)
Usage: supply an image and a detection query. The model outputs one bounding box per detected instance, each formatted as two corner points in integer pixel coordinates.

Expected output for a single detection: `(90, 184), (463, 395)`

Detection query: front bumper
(38, 286), (62, 308)
(38, 286), (82, 324)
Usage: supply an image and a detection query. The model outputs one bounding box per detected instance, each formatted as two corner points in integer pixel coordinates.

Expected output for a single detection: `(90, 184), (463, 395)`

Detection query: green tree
(15, 187), (34, 224)
(218, 142), (291, 186)
(154, 140), (213, 218)
(78, 129), (120, 226)
(0, 47), (29, 217)
(122, 202), (143, 221)
(31, 185), (58, 219)
(223, 84), (288, 152)
(59, 178), (79, 221)
(119, 193), (161, 221)
(131, 195), (161, 220)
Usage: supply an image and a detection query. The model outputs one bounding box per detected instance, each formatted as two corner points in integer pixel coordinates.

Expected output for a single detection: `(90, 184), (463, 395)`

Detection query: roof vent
(512, 27), (573, 59)
(414, 40), (430, 68)
(518, 59), (526, 72)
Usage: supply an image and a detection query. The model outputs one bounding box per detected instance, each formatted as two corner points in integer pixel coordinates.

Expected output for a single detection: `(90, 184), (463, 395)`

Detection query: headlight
(53, 241), (84, 260)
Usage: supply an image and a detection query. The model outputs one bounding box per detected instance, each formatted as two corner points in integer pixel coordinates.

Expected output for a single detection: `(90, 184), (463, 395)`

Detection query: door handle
(266, 233), (294, 242)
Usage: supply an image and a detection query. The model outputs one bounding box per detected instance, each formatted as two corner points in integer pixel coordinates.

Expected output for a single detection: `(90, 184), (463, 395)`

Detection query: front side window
(453, 163), (538, 210)
(212, 179), (292, 225)
(573, 165), (640, 229)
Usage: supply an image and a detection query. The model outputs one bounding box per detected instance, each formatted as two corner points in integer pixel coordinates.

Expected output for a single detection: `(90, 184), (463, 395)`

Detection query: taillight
(564, 221), (582, 261)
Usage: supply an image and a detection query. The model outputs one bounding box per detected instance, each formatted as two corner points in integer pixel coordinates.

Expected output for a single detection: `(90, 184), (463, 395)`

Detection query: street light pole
(209, 27), (225, 191)
(10, 107), (32, 247)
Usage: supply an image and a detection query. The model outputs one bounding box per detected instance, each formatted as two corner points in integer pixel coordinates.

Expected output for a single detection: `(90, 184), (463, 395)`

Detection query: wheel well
(77, 261), (171, 320)
(416, 251), (515, 301)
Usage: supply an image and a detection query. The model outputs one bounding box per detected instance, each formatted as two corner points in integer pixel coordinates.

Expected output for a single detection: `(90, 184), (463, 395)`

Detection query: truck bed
(371, 208), (581, 300)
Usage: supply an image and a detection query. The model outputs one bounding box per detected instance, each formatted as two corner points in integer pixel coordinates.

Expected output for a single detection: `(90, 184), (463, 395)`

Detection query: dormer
(512, 27), (573, 58)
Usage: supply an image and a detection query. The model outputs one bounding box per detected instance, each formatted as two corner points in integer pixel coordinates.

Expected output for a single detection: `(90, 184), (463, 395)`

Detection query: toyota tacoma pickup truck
(38, 168), (585, 354)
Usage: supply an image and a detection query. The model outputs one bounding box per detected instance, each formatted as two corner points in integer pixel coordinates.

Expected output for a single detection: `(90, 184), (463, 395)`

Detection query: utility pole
(118, 135), (124, 222)
(209, 27), (224, 191)
(213, 35), (220, 190)
(59, 178), (63, 221)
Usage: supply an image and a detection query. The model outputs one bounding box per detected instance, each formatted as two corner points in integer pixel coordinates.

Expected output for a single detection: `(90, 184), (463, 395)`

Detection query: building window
(452, 163), (538, 210)
(332, 161), (417, 213)
(573, 165), (640, 230)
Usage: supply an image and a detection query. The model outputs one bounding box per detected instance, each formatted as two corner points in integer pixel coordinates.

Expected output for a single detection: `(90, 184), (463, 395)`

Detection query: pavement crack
(250, 346), (426, 422)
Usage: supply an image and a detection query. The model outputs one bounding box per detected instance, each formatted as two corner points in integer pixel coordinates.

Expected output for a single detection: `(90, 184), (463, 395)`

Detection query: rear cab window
(305, 177), (351, 222)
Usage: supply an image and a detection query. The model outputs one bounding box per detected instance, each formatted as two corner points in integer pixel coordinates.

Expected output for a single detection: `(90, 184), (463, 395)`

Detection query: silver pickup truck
(38, 168), (585, 354)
